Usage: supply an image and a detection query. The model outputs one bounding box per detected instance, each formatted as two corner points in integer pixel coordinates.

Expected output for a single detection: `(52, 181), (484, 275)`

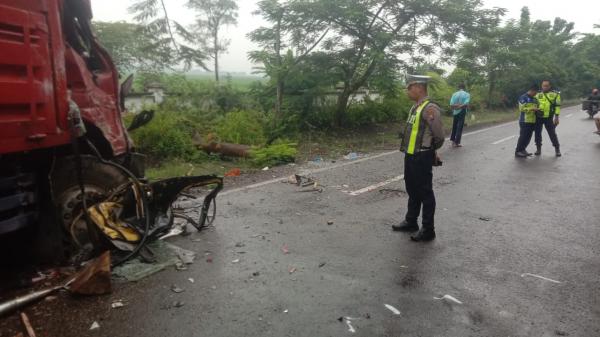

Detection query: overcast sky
(92, 0), (599, 74)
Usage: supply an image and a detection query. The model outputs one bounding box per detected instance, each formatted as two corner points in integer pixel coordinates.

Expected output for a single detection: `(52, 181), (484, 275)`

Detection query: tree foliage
(187, 0), (239, 82)
(128, 0), (209, 71)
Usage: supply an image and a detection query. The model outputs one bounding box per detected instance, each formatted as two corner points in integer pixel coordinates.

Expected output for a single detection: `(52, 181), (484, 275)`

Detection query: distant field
(185, 73), (266, 90)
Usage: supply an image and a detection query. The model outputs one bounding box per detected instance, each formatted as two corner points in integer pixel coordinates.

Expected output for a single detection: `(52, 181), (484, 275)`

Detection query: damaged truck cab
(0, 0), (222, 263)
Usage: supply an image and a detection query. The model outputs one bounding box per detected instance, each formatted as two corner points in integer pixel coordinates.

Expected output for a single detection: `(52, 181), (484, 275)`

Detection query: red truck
(0, 0), (222, 263)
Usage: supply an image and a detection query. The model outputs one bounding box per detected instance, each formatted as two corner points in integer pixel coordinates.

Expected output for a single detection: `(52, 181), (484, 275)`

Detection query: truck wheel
(49, 155), (129, 259)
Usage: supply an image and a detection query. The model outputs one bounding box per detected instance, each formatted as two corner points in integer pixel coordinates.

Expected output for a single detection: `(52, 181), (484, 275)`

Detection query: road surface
(2, 105), (599, 337)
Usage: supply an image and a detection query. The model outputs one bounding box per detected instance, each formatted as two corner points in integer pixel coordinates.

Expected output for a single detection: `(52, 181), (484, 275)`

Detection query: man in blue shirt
(449, 84), (471, 147)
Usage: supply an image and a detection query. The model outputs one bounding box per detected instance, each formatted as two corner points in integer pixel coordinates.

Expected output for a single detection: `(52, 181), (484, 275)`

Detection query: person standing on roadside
(393, 75), (445, 242)
(449, 83), (471, 147)
(534, 80), (562, 157)
(515, 84), (540, 158)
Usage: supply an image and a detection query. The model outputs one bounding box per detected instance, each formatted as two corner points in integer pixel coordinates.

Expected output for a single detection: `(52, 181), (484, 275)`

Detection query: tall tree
(290, 0), (504, 126)
(248, 0), (329, 123)
(128, 0), (209, 71)
(187, 0), (239, 82)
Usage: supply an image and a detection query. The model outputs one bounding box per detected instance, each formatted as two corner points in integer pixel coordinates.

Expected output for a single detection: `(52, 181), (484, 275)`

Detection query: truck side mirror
(120, 74), (134, 112)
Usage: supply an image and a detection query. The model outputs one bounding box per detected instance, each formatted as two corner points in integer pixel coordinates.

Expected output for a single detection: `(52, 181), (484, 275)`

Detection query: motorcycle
(582, 100), (600, 118)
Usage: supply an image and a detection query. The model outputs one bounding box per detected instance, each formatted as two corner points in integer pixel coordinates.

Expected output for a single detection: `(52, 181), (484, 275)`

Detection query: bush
(128, 110), (204, 163)
(215, 110), (266, 145)
(250, 141), (297, 167)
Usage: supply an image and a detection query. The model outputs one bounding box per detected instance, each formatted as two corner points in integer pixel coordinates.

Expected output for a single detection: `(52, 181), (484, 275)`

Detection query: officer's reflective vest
(536, 91), (561, 117)
(518, 95), (538, 124)
(402, 100), (430, 154)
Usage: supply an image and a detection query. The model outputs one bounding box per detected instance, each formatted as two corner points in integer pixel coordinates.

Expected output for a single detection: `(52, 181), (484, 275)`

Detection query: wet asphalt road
(3, 106), (600, 337)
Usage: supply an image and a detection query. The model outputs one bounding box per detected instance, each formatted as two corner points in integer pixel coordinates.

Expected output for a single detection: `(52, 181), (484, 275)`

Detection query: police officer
(515, 84), (540, 158)
(534, 80), (561, 157)
(392, 75), (444, 242)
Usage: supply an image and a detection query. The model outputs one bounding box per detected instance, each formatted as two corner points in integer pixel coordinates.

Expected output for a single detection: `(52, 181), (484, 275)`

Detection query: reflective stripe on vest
(407, 100), (430, 154)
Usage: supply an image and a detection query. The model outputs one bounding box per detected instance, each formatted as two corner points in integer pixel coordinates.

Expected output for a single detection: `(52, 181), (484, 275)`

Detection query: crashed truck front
(0, 0), (222, 264)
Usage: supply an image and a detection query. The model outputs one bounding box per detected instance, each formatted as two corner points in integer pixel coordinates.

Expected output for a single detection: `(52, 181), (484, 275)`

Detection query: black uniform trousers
(516, 122), (536, 152)
(404, 150), (436, 229)
(534, 116), (560, 148)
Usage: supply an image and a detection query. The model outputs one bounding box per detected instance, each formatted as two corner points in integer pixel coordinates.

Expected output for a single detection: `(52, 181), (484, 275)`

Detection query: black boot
(515, 151), (529, 158)
(392, 220), (419, 232)
(410, 228), (436, 242)
(555, 147), (561, 157)
(534, 145), (541, 156)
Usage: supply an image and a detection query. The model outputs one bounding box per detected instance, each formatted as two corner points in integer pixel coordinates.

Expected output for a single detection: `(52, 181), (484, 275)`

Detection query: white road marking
(348, 175), (404, 196)
(492, 135), (517, 145)
(521, 273), (562, 284)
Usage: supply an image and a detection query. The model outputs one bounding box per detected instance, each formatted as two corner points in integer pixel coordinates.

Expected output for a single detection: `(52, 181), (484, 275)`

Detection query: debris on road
(113, 242), (196, 282)
(206, 256), (213, 263)
(262, 166), (270, 171)
(20, 312), (36, 337)
(252, 272), (260, 277)
(0, 252), (112, 317)
(281, 245), (290, 254)
(318, 262), (326, 268)
(434, 294), (463, 304)
(521, 273), (562, 284)
(344, 152), (359, 161)
(171, 285), (185, 293)
(284, 309), (289, 313)
(478, 217), (492, 222)
(188, 278), (195, 283)
(111, 300), (125, 309)
(289, 267), (297, 274)
(384, 304), (401, 315)
(176, 249), (196, 265)
(327, 220), (334, 225)
(89, 321), (100, 330)
(340, 317), (357, 333)
(224, 168), (241, 177)
(232, 259), (240, 264)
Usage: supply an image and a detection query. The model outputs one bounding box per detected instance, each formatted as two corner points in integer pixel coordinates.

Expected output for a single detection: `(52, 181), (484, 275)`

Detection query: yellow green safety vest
(536, 91), (561, 117)
(406, 100), (430, 154)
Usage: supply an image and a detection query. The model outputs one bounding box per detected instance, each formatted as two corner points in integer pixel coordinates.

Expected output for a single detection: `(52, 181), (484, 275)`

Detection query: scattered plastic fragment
(284, 309), (289, 313)
(318, 262), (326, 268)
(521, 273), (561, 284)
(289, 267), (297, 274)
(262, 167), (270, 171)
(384, 304), (401, 315)
(345, 152), (359, 160)
(188, 278), (195, 283)
(434, 294), (463, 304)
(344, 317), (357, 333)
(281, 245), (290, 254)
(111, 300), (125, 309)
(232, 259), (240, 264)
(171, 285), (185, 293)
(206, 256), (213, 263)
(90, 321), (100, 330)
(224, 168), (241, 177)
